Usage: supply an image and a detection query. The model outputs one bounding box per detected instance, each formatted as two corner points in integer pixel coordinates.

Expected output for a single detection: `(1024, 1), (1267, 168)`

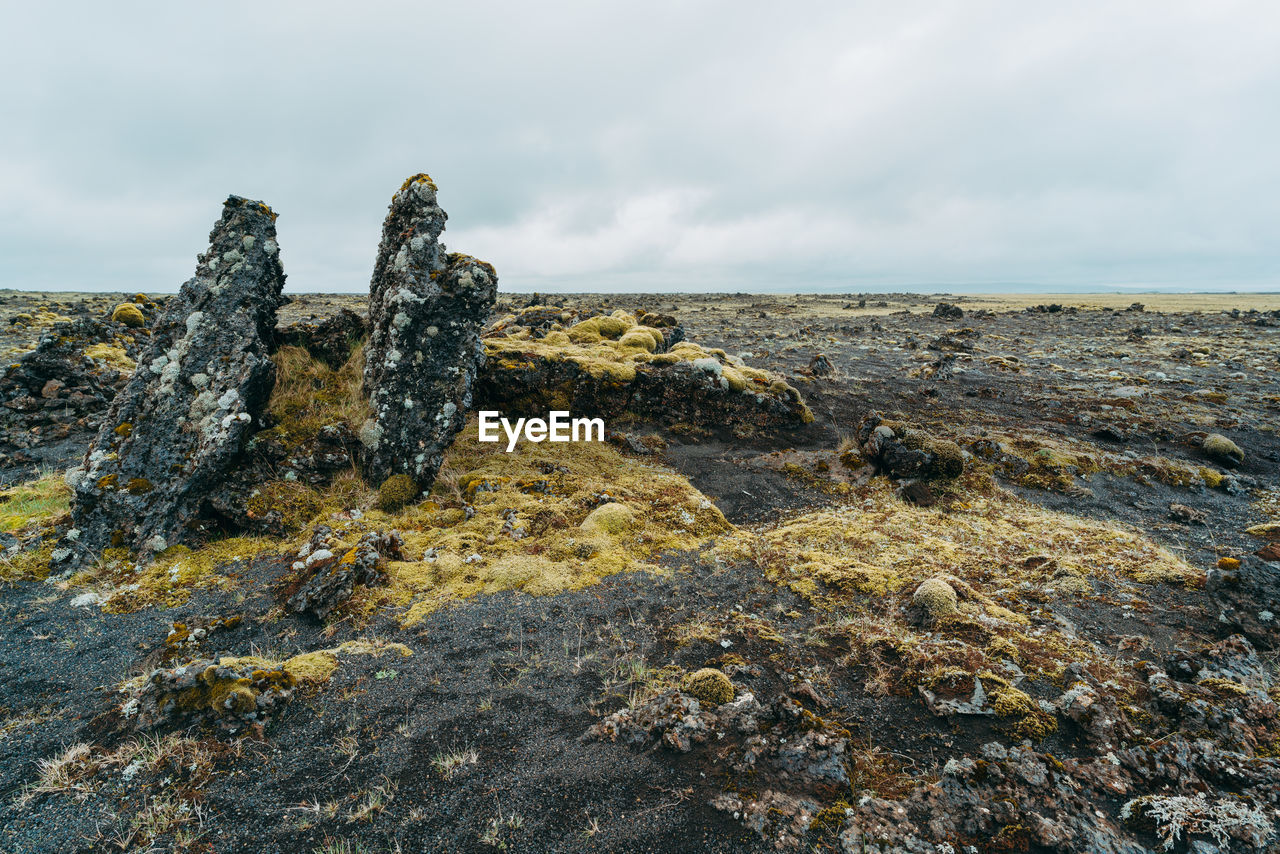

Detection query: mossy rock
(378, 474), (419, 511)
(1203, 433), (1244, 467)
(111, 302), (146, 328)
(682, 667), (734, 706)
(579, 502), (636, 535)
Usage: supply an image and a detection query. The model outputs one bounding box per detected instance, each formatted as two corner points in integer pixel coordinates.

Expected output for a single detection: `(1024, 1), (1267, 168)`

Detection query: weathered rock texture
(53, 197), (286, 570)
(360, 174), (497, 491)
(284, 526), (403, 620)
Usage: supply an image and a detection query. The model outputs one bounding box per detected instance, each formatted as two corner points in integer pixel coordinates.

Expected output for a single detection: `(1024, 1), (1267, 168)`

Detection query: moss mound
(580, 502), (636, 536)
(682, 668), (735, 706)
(110, 303), (145, 328)
(1203, 433), (1244, 467)
(378, 474), (419, 511)
(912, 577), (959, 618)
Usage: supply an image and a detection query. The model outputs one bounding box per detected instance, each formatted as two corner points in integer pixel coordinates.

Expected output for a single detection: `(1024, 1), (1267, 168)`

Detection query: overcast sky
(2, 1), (1278, 294)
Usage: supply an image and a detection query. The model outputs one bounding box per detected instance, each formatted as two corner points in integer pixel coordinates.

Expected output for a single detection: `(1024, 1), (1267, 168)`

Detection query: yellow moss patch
(580, 502), (636, 536)
(102, 536), (277, 612)
(281, 651), (339, 685)
(83, 343), (137, 371)
(367, 416), (736, 625)
(334, 639), (413, 658)
(990, 685), (1058, 740)
(749, 475), (1200, 607)
(111, 303), (145, 328)
(682, 668), (735, 706)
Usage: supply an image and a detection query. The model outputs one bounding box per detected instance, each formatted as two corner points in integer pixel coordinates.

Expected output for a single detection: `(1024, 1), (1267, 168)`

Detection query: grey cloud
(1, 1), (1277, 293)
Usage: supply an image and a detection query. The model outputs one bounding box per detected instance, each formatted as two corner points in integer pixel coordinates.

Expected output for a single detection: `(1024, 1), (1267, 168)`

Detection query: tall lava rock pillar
(360, 174), (497, 494)
(52, 197), (287, 571)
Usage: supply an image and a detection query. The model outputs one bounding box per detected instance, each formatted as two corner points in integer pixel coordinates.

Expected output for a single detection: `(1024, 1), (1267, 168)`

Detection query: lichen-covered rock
(284, 526), (403, 620)
(360, 175), (497, 491)
(126, 656), (296, 732)
(857, 411), (964, 480)
(52, 197), (286, 571)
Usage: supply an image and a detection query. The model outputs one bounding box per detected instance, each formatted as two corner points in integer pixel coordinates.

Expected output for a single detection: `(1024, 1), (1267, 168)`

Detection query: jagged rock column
(52, 196), (287, 571)
(360, 174), (497, 492)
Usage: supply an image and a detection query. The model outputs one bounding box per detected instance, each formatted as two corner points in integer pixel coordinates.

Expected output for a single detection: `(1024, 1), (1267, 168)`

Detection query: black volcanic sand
(0, 291), (1277, 853)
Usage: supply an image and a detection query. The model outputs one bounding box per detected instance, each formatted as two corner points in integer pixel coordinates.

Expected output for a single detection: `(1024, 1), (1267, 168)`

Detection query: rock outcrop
(360, 174), (497, 493)
(52, 197), (286, 571)
(478, 311), (814, 437)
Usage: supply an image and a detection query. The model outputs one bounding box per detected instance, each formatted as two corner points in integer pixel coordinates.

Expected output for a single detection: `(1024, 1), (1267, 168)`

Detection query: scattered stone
(284, 526), (403, 620)
(808, 353), (834, 376)
(1169, 503), (1206, 525)
(53, 196), (287, 571)
(360, 174), (498, 494)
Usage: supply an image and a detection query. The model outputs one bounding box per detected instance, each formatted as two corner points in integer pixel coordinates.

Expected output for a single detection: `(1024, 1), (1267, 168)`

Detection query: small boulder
(910, 577), (959, 621)
(377, 473), (419, 511)
(580, 502), (636, 535)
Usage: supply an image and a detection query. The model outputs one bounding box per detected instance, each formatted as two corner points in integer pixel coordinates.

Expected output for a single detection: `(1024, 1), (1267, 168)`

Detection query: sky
(2, 1), (1278, 295)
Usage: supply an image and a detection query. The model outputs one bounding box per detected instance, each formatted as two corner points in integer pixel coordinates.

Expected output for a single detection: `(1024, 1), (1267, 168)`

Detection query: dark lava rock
(360, 174), (498, 493)
(932, 302), (963, 319)
(53, 197), (286, 571)
(808, 353), (834, 377)
(127, 656), (295, 732)
(284, 526), (403, 620)
(475, 353), (814, 437)
(858, 411), (964, 480)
